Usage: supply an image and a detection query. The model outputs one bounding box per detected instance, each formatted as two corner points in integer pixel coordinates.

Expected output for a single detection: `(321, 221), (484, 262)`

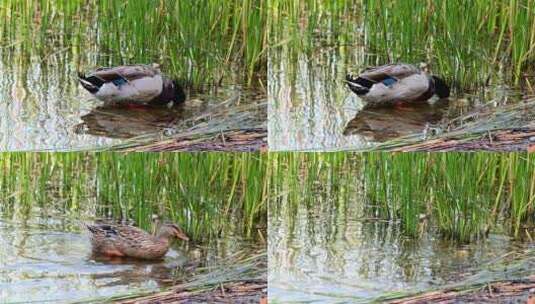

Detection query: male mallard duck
(85, 222), (189, 259)
(346, 63), (450, 107)
(78, 64), (186, 106)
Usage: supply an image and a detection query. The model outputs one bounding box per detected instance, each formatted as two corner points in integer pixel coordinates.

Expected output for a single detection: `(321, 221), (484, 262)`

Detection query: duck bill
(176, 232), (190, 241)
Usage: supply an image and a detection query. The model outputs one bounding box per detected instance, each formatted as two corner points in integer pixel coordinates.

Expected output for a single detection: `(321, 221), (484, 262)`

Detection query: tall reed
(0, 0), (268, 86)
(364, 0), (535, 88)
(269, 0), (535, 89)
(269, 153), (535, 242)
(0, 152), (268, 241)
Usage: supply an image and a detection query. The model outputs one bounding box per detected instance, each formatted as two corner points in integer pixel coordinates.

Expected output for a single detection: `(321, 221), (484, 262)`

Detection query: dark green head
(172, 80), (186, 104)
(432, 76), (450, 99)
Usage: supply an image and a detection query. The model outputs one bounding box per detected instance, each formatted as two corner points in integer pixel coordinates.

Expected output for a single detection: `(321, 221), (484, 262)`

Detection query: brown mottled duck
(85, 223), (189, 260)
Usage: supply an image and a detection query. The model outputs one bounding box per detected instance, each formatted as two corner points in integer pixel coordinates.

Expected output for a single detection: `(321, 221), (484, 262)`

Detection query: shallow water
(268, 196), (534, 303)
(267, 23), (527, 151)
(0, 52), (264, 151)
(0, 212), (254, 303)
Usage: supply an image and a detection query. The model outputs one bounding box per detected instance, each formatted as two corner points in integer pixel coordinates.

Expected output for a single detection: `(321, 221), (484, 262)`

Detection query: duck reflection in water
(74, 103), (186, 139)
(88, 254), (191, 288)
(343, 100), (449, 142)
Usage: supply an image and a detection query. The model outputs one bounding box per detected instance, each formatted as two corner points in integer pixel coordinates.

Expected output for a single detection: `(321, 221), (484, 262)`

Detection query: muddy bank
(116, 280), (267, 304)
(389, 276), (535, 304)
(122, 128), (267, 152)
(390, 127), (535, 152)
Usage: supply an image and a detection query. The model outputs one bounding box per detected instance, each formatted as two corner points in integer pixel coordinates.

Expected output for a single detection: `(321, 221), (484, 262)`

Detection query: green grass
(0, 152), (268, 242)
(0, 0), (267, 86)
(269, 153), (535, 242)
(269, 0), (535, 90)
(363, 0), (535, 88)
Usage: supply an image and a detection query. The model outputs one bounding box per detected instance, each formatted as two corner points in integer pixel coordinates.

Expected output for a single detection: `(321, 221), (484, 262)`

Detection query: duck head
(172, 80), (186, 104)
(432, 76), (450, 99)
(158, 79), (186, 105)
(157, 223), (190, 241)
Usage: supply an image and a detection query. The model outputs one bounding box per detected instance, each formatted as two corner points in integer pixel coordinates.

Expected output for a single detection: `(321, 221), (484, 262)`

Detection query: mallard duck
(85, 222), (189, 259)
(346, 63), (450, 107)
(78, 64), (186, 106)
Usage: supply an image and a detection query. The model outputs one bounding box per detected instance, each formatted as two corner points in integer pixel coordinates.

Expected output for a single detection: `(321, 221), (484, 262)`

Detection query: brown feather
(90, 64), (160, 82)
(359, 63), (420, 82)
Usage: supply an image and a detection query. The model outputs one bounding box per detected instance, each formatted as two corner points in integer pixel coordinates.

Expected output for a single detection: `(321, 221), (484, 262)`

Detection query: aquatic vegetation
(110, 251), (266, 303)
(114, 95), (267, 152)
(0, 0), (267, 86)
(0, 1), (268, 151)
(375, 247), (535, 303)
(269, 153), (535, 303)
(364, 0), (535, 88)
(0, 152), (267, 303)
(269, 153), (535, 242)
(269, 0), (535, 89)
(376, 98), (535, 152)
(0, 152), (268, 241)
(268, 0), (534, 151)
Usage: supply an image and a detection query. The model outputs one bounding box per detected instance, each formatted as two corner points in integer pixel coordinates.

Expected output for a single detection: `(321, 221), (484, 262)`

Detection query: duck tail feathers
(82, 223), (96, 233)
(346, 75), (371, 96)
(346, 74), (375, 88)
(78, 73), (103, 94)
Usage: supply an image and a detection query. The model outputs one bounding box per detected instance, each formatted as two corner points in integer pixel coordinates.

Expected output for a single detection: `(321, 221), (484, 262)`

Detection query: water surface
(0, 211), (256, 303)
(268, 177), (535, 303)
(0, 52), (265, 151)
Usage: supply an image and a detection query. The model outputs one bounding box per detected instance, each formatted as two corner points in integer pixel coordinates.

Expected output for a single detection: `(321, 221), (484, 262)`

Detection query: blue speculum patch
(381, 77), (397, 87)
(112, 77), (128, 87)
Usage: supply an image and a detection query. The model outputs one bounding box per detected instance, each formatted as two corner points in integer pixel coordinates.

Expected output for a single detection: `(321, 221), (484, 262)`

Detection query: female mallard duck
(78, 64), (186, 106)
(346, 63), (450, 107)
(85, 222), (189, 259)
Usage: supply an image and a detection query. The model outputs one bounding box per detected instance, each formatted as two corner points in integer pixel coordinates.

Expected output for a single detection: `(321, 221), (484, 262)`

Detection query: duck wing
(90, 65), (161, 82)
(359, 64), (420, 82)
(106, 224), (152, 243)
(111, 225), (165, 257)
(86, 224), (148, 240)
(85, 224), (120, 243)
